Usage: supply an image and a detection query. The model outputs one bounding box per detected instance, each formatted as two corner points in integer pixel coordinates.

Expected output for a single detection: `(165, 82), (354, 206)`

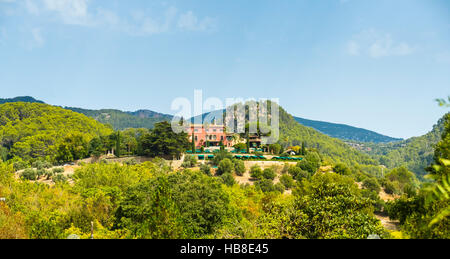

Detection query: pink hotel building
(186, 124), (233, 148)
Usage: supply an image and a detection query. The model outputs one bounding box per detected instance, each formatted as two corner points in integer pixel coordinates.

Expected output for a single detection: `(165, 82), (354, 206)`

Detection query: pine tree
(246, 132), (250, 154)
(115, 131), (121, 157)
(191, 132), (196, 153)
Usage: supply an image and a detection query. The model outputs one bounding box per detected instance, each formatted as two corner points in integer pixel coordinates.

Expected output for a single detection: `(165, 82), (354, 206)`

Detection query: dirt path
(375, 214), (400, 231)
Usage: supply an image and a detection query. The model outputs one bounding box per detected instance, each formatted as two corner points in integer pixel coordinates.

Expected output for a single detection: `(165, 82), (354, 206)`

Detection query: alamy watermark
(170, 90), (280, 145)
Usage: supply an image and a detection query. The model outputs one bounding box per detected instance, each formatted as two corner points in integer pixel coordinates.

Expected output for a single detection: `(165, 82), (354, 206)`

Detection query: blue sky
(0, 0), (449, 139)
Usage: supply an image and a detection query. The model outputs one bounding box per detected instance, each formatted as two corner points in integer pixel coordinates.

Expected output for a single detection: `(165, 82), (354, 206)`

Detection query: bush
(384, 180), (400, 195)
(13, 160), (28, 171)
(298, 152), (321, 174)
(289, 166), (309, 181)
(124, 158), (138, 165)
(280, 174), (295, 189)
(182, 155), (197, 168)
(362, 177), (381, 193)
(44, 170), (54, 180)
(217, 158), (233, 176)
(333, 163), (351, 176)
(233, 143), (247, 152)
(53, 174), (68, 183)
(269, 144), (282, 154)
(263, 168), (276, 180)
(200, 163), (212, 176)
(213, 151), (233, 166)
(52, 167), (65, 174)
(221, 173), (235, 187)
(255, 179), (283, 194)
(21, 169), (37, 180)
(36, 169), (47, 179)
(250, 165), (263, 180)
(233, 159), (245, 176)
(32, 160), (52, 170)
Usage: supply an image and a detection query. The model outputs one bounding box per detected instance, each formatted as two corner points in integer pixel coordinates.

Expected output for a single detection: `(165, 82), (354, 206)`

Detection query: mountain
(127, 109), (173, 120)
(190, 103), (378, 167)
(0, 96), (44, 104)
(277, 106), (378, 166)
(366, 113), (449, 179)
(294, 117), (403, 143)
(0, 102), (112, 161)
(65, 107), (172, 130)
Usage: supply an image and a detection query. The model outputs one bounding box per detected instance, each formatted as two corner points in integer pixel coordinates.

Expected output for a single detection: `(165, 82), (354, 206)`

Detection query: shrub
(384, 180), (400, 195)
(217, 158), (233, 176)
(53, 174), (68, 183)
(362, 177), (381, 193)
(250, 165), (263, 180)
(233, 159), (245, 176)
(280, 174), (295, 189)
(20, 169), (37, 180)
(263, 168), (276, 180)
(221, 173), (236, 187)
(333, 163), (351, 176)
(124, 158), (138, 165)
(13, 160), (28, 171)
(200, 163), (212, 176)
(52, 167), (65, 174)
(182, 155), (197, 168)
(255, 179), (283, 194)
(36, 169), (47, 179)
(213, 151), (233, 166)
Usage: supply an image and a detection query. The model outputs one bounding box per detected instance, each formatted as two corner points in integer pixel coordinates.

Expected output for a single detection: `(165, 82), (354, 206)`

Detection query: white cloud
(42, 0), (89, 25)
(24, 0), (39, 14)
(347, 29), (416, 58)
(17, 0), (216, 36)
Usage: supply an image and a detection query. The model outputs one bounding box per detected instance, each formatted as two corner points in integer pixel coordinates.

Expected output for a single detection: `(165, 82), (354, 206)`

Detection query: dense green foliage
(359, 114), (448, 179)
(277, 105), (378, 167)
(66, 107), (172, 131)
(294, 116), (403, 143)
(0, 102), (113, 163)
(386, 112), (450, 239)
(138, 121), (190, 159)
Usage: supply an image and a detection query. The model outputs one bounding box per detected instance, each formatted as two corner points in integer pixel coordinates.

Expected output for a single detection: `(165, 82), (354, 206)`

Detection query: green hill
(0, 96), (44, 104)
(65, 107), (172, 130)
(0, 102), (113, 162)
(294, 117), (403, 143)
(366, 113), (449, 179)
(278, 106), (378, 166)
(191, 103), (378, 167)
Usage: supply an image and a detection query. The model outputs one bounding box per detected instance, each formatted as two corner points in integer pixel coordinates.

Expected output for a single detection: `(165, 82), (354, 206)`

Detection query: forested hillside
(0, 96), (44, 105)
(0, 102), (113, 162)
(364, 113), (449, 179)
(192, 104), (378, 167)
(278, 106), (378, 166)
(294, 117), (403, 143)
(65, 107), (172, 130)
